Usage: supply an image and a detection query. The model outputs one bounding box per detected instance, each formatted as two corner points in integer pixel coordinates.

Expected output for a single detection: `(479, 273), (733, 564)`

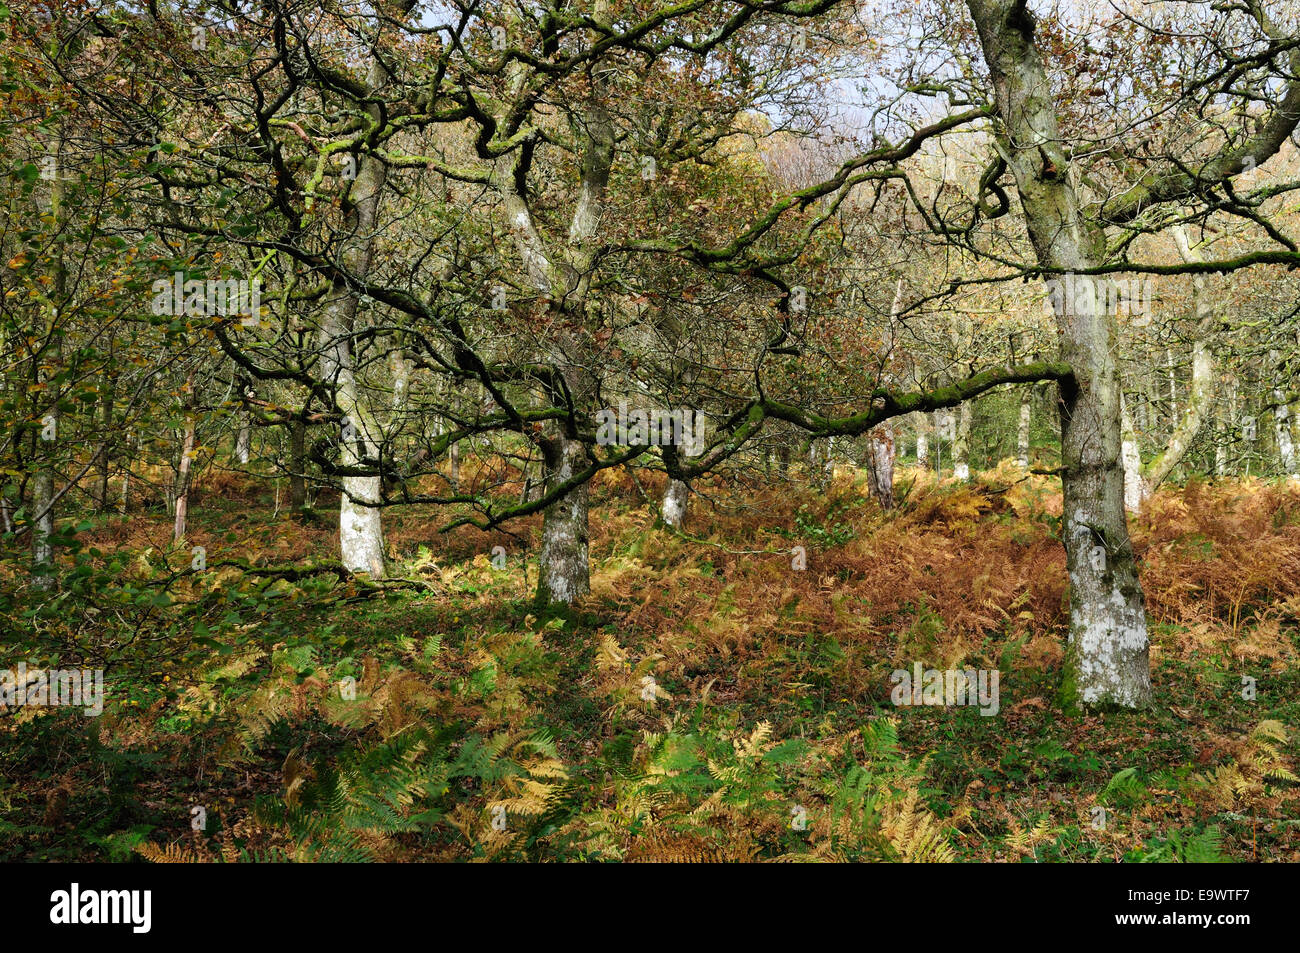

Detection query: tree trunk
(1165, 347), (1179, 430)
(289, 417), (307, 509)
(537, 435), (590, 604)
(319, 304), (385, 573)
(32, 138), (64, 590)
(1120, 393), (1147, 512)
(235, 422), (251, 465)
(504, 9), (613, 605)
(173, 376), (197, 544)
(173, 412), (196, 543)
(1119, 226), (1218, 510)
(660, 478), (689, 528)
(235, 375), (252, 466)
(1016, 387), (1032, 468)
(915, 414), (930, 469)
(776, 440), (791, 478)
(1275, 388), (1298, 479)
(95, 344), (115, 510)
(866, 424), (896, 509)
(1214, 392), (1230, 478)
(808, 438), (831, 490)
(952, 401), (972, 481)
(968, 0), (1151, 709)
(316, 52), (391, 575)
(120, 429), (131, 517)
(935, 407), (953, 476)
(32, 466), (54, 590)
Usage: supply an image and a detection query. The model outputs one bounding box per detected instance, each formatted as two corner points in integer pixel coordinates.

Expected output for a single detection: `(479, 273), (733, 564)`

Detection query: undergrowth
(2, 465), (1297, 861)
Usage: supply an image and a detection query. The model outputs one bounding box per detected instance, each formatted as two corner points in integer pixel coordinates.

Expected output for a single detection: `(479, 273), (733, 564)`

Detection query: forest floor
(3, 463), (1299, 862)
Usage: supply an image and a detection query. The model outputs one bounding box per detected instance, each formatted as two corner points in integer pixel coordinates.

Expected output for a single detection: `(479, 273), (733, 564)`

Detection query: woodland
(1, 0), (1299, 863)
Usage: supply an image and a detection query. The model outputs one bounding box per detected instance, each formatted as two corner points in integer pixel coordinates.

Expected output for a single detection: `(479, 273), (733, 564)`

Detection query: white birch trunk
(32, 138), (63, 590)
(660, 479), (689, 528)
(235, 419), (250, 465)
(1016, 388), (1032, 468)
(952, 401), (972, 481)
(1120, 393), (1146, 512)
(1275, 389), (1298, 480)
(173, 389), (196, 544)
(1118, 226), (1219, 503)
(32, 467), (54, 590)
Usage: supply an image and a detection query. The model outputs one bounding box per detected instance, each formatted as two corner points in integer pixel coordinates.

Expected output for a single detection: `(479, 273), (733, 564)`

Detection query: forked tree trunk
(504, 7), (612, 605)
(316, 52), (391, 575)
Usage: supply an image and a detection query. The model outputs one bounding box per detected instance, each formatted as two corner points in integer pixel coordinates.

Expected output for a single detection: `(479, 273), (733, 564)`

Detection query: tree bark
(316, 52), (392, 575)
(173, 385), (196, 544)
(867, 424), (896, 509)
(968, 0), (1151, 709)
(1016, 387), (1032, 468)
(537, 436), (590, 604)
(505, 16), (613, 604)
(1120, 393), (1146, 512)
(660, 478), (689, 528)
(32, 465), (54, 589)
(1274, 381), (1298, 480)
(952, 401), (972, 481)
(95, 340), (116, 510)
(289, 417), (307, 510)
(235, 374), (251, 466)
(119, 429), (131, 517)
(1120, 226), (1218, 510)
(32, 138), (64, 590)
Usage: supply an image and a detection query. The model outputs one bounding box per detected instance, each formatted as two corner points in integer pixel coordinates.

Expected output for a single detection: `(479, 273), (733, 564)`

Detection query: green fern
(1138, 825), (1228, 863)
